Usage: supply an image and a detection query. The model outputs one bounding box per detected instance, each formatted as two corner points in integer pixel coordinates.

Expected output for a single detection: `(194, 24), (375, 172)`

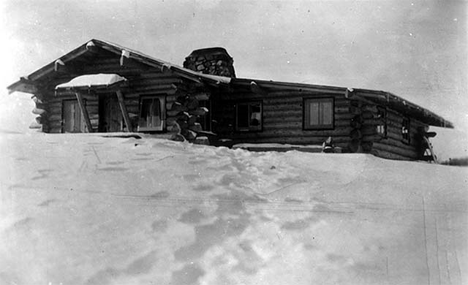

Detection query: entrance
(62, 100), (85, 133)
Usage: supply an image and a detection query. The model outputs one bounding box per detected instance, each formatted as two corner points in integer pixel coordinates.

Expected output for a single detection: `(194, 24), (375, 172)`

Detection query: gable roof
(7, 39), (231, 95)
(7, 39), (453, 128)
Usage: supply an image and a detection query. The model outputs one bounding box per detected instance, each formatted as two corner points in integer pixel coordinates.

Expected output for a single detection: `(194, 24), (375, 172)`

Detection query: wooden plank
(75, 92), (94, 133)
(116, 90), (133, 132)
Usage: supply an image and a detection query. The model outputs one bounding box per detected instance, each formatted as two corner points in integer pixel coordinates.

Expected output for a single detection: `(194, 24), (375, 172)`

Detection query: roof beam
(250, 81), (267, 95)
(7, 77), (39, 94)
(116, 90), (133, 132)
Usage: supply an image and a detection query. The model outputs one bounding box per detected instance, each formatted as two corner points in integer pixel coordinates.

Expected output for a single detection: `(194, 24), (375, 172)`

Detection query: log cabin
(7, 39), (453, 161)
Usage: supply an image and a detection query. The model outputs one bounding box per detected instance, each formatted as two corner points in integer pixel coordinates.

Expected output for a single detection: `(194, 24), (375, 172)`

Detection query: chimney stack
(183, 47), (236, 78)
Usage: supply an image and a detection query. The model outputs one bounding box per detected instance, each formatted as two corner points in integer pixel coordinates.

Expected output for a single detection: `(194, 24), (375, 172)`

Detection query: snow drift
(0, 133), (467, 285)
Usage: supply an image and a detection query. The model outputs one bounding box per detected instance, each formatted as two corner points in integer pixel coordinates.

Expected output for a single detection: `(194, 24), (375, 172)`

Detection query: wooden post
(116, 90), (133, 132)
(75, 92), (93, 133)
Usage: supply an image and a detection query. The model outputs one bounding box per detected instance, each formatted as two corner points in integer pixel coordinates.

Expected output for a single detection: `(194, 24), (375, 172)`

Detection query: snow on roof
(55, 74), (126, 88)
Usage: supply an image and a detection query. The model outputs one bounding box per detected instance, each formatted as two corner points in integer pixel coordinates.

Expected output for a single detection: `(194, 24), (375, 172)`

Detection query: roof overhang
(231, 78), (453, 129)
(7, 39), (452, 129)
(7, 39), (231, 95)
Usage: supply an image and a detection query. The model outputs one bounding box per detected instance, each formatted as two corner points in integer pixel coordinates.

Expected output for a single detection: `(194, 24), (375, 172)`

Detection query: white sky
(1, 0), (467, 134)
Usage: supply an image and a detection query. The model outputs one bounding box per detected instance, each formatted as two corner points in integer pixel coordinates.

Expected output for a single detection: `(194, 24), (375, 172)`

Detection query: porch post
(74, 92), (93, 133)
(116, 90), (133, 132)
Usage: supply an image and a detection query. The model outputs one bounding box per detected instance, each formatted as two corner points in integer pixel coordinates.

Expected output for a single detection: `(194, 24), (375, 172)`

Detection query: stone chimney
(183, 47), (236, 78)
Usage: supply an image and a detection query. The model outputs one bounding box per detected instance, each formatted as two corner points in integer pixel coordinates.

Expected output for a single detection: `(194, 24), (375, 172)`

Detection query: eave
(7, 39), (231, 95)
(231, 78), (453, 129)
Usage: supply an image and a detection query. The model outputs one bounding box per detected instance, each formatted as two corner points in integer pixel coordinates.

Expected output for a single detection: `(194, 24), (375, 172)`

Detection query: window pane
(237, 104), (249, 128)
(304, 98), (334, 129)
(139, 98), (151, 127)
(309, 102), (320, 126)
(250, 104), (261, 126)
(149, 99), (161, 128)
(321, 102), (333, 125)
(139, 97), (164, 130)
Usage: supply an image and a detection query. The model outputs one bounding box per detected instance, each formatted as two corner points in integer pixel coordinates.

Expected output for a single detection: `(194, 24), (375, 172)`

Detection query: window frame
(401, 117), (411, 144)
(303, 97), (335, 130)
(235, 100), (263, 132)
(137, 95), (166, 132)
(376, 106), (388, 139)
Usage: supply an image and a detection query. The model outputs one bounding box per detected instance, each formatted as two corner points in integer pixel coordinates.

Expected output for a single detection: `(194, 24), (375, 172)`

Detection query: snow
(0, 132), (467, 285)
(55, 74), (126, 88)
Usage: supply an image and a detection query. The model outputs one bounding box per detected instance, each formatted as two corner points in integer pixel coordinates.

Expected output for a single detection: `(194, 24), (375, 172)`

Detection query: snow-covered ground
(0, 132), (467, 285)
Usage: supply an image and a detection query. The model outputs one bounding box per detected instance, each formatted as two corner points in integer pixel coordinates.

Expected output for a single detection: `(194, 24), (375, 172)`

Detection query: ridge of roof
(7, 39), (231, 93)
(7, 39), (453, 128)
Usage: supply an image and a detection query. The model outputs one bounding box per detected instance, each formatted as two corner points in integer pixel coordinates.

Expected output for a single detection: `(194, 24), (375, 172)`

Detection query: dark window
(138, 96), (165, 131)
(236, 101), (262, 132)
(376, 107), (387, 138)
(304, 98), (334, 130)
(401, 117), (410, 144)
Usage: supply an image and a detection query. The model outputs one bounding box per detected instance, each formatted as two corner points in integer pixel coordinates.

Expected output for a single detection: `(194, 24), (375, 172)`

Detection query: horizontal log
(228, 135), (351, 145)
(362, 134), (385, 143)
(361, 141), (373, 153)
(49, 127), (62, 134)
(129, 89), (176, 96)
(189, 107), (208, 116)
(49, 102), (62, 108)
(361, 125), (378, 136)
(386, 110), (404, 122)
(350, 106), (362, 115)
(166, 95), (177, 103)
(32, 108), (47, 115)
(132, 84), (176, 92)
(361, 104), (378, 113)
(372, 149), (411, 161)
(264, 97), (303, 105)
(266, 90), (345, 97)
(137, 72), (181, 80)
(237, 129), (353, 139)
(49, 120), (63, 129)
(189, 123), (203, 132)
(362, 121), (385, 131)
(263, 104), (302, 113)
(131, 78), (183, 86)
(372, 143), (418, 160)
(361, 111), (376, 119)
(374, 137), (417, 152)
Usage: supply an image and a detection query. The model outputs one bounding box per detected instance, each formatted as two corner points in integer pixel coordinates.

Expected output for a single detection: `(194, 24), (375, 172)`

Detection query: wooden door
(63, 100), (85, 133)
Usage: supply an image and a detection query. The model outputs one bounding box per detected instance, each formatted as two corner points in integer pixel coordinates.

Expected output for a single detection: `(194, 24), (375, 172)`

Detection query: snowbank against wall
(0, 133), (467, 285)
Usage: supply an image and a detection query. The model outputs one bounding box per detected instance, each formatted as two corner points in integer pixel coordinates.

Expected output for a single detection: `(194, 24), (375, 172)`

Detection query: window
(138, 96), (165, 131)
(236, 101), (262, 132)
(376, 107), (387, 138)
(304, 98), (334, 130)
(401, 117), (410, 144)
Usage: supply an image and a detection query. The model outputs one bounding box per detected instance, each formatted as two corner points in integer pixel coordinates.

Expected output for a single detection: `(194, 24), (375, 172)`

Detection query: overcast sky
(1, 0), (467, 135)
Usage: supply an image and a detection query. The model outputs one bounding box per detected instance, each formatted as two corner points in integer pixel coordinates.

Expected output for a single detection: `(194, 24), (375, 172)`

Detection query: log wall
(348, 100), (428, 160)
(212, 90), (353, 149)
(39, 71), (208, 143)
